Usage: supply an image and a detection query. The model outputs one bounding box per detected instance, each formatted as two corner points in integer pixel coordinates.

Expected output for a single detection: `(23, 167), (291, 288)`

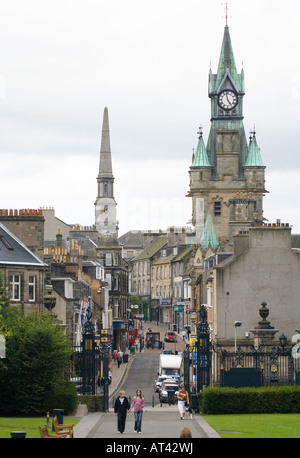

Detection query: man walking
(114, 390), (130, 434)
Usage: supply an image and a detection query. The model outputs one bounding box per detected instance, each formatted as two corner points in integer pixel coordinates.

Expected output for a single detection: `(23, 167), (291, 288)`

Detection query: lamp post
(234, 321), (242, 352)
(82, 305), (96, 395)
(279, 333), (287, 348)
(196, 305), (211, 393)
(99, 344), (109, 411)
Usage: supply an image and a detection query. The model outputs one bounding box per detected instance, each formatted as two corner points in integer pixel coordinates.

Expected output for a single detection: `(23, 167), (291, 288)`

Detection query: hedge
(198, 386), (300, 414)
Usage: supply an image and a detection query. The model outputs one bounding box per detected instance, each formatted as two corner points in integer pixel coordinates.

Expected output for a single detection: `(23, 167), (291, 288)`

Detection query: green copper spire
(244, 131), (264, 167)
(192, 128), (211, 167)
(210, 26), (244, 94)
(201, 212), (219, 252)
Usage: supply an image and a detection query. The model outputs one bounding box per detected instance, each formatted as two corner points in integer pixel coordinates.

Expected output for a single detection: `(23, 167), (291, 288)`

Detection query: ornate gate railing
(183, 305), (211, 400)
(70, 306), (109, 411)
(219, 346), (294, 387)
(183, 305), (296, 392)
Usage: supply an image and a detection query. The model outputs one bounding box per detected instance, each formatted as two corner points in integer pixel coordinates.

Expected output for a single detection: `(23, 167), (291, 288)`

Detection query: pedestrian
(113, 349), (118, 365)
(128, 389), (144, 434)
(134, 338), (139, 351)
(177, 384), (189, 420)
(117, 349), (123, 368)
(114, 390), (130, 434)
(178, 426), (192, 438)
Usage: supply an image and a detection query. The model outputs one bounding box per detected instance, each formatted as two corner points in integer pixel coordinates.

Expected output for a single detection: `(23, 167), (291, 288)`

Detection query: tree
(0, 311), (75, 415)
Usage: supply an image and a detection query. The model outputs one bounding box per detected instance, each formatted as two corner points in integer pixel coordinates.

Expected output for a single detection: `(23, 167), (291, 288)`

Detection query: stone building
(0, 208), (45, 261)
(202, 223), (300, 348)
(0, 223), (47, 314)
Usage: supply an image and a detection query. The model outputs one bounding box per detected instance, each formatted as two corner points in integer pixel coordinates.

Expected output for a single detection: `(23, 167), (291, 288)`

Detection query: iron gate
(219, 346), (294, 387)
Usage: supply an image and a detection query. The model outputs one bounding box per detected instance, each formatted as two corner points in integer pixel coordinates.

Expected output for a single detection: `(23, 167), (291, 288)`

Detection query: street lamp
(234, 321), (242, 352)
(279, 333), (287, 348)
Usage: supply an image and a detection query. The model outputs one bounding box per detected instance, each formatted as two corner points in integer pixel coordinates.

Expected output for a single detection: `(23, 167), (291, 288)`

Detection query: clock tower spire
(188, 23), (267, 251)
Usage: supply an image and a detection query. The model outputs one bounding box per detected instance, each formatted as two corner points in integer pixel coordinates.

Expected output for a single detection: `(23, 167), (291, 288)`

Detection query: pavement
(73, 321), (220, 439)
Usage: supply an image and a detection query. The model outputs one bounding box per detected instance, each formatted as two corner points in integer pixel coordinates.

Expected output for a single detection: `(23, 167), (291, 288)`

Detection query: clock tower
(188, 25), (267, 251)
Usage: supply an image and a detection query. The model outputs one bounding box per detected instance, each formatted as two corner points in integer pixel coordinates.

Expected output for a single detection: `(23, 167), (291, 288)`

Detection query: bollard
(46, 411), (50, 428)
(52, 409), (64, 431)
(152, 395), (154, 407)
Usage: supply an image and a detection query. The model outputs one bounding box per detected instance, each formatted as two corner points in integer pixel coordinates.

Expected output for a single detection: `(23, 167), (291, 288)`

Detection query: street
(120, 353), (160, 407)
(74, 322), (219, 439)
(87, 350), (209, 438)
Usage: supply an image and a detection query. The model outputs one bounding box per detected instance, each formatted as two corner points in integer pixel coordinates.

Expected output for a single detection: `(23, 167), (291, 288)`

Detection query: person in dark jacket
(114, 390), (130, 434)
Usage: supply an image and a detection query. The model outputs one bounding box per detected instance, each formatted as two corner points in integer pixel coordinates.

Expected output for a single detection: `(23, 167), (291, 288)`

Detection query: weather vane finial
(222, 2), (231, 27)
(197, 125), (203, 139)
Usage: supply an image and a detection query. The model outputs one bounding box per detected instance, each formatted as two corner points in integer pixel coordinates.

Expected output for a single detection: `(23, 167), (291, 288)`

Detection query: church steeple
(95, 107), (118, 235)
(98, 107), (113, 180)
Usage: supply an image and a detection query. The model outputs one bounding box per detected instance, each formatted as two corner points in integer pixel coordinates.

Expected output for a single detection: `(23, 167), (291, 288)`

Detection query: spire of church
(95, 107), (118, 235)
(98, 106), (113, 179)
(192, 127), (211, 167)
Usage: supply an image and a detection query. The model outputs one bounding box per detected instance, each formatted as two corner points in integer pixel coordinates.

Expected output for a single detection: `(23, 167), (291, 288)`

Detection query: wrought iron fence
(218, 346), (294, 387)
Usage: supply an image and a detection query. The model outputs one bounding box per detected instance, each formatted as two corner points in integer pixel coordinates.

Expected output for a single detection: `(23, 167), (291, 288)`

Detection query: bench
(52, 416), (74, 438)
(39, 425), (67, 438)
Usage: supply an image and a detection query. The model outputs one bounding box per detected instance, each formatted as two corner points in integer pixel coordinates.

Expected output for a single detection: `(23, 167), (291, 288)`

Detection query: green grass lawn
(203, 413), (300, 438)
(0, 417), (80, 438)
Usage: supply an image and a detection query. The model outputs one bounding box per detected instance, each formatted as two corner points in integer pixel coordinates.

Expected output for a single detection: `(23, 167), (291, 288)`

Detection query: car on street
(159, 378), (180, 393)
(161, 349), (173, 354)
(154, 376), (168, 392)
(164, 331), (176, 342)
(159, 380), (180, 403)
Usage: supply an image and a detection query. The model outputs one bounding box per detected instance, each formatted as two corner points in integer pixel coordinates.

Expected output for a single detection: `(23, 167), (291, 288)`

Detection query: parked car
(70, 377), (93, 394)
(161, 349), (173, 354)
(164, 331), (176, 342)
(159, 381), (179, 403)
(154, 376), (167, 392)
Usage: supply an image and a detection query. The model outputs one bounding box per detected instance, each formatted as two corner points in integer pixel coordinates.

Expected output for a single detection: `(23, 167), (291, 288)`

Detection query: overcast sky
(1, 0), (300, 236)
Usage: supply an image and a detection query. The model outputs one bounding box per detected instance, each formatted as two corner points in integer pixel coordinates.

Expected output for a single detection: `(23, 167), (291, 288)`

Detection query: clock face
(218, 90), (238, 110)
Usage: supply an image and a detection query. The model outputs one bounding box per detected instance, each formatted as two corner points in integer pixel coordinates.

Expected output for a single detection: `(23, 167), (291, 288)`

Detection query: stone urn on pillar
(250, 302), (278, 348)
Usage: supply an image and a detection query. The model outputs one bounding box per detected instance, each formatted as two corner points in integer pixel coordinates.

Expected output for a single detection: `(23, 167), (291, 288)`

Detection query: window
(105, 253), (112, 266)
(214, 201), (221, 217)
(113, 298), (119, 319)
(113, 274), (119, 291)
(29, 275), (35, 302)
(9, 274), (21, 301)
(113, 253), (119, 266)
(105, 273), (112, 290)
(0, 236), (13, 250)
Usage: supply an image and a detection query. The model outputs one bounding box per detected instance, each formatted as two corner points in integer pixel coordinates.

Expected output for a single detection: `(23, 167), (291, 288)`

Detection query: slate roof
(0, 223), (46, 267)
(133, 236), (167, 261)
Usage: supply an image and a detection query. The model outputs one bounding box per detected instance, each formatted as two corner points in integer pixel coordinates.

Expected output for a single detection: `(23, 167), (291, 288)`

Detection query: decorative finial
(197, 125), (203, 139)
(222, 2), (231, 27)
(249, 125), (256, 142)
